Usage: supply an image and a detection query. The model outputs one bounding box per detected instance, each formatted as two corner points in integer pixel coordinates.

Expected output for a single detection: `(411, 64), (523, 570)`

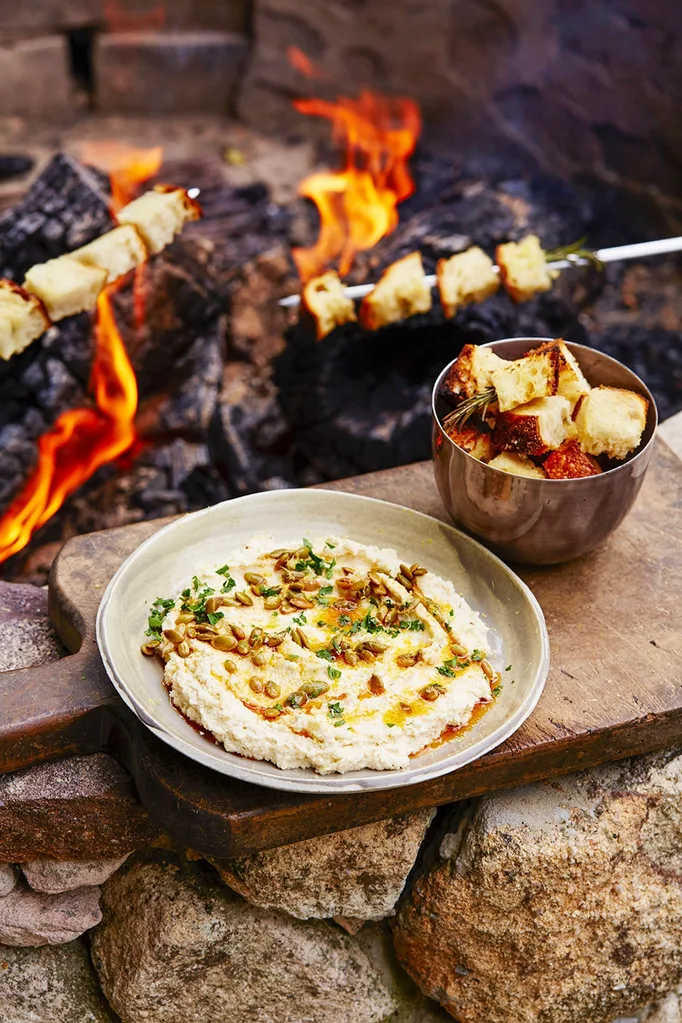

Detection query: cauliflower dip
(142, 536), (497, 774)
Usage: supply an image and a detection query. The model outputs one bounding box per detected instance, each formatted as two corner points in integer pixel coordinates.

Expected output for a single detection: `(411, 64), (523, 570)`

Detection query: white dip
(146, 535), (494, 774)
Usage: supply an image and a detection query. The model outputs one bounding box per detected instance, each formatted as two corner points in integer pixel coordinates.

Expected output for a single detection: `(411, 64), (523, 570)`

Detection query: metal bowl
(432, 338), (658, 565)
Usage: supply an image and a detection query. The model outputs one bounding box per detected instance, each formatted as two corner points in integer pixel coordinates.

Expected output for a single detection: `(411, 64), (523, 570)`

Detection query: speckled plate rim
(96, 489), (550, 794)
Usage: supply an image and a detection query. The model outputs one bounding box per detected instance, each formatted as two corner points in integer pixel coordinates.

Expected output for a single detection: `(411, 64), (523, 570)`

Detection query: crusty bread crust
(494, 395), (570, 457)
(444, 418), (495, 461)
(301, 271), (357, 341)
(496, 234), (553, 303)
(543, 440), (602, 478)
(359, 252), (431, 331)
(436, 246), (499, 318)
(442, 343), (507, 399)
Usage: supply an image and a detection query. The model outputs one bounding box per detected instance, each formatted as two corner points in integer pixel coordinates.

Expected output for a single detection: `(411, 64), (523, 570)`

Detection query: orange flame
(0, 289), (137, 561)
(292, 90), (421, 282)
(80, 141), (163, 212)
(287, 45), (325, 80)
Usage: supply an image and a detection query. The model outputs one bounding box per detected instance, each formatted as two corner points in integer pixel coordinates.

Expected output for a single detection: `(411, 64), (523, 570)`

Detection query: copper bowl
(432, 338), (658, 565)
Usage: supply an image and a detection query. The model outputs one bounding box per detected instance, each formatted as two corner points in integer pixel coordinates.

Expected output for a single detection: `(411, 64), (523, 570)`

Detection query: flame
(0, 289), (137, 562)
(287, 46), (325, 80)
(292, 90), (421, 282)
(80, 141), (163, 212)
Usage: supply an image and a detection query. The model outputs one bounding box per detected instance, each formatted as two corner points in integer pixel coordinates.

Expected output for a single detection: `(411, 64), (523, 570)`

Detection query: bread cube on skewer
(117, 185), (201, 255)
(444, 418), (495, 462)
(488, 451), (547, 479)
(359, 252), (432, 331)
(493, 395), (571, 457)
(24, 257), (108, 321)
(70, 224), (148, 285)
(575, 386), (648, 460)
(436, 246), (499, 318)
(0, 281), (50, 360)
(496, 234), (554, 302)
(302, 271), (357, 340)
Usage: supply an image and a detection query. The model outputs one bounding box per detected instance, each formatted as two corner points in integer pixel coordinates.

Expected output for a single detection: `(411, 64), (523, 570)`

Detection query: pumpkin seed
(420, 685), (440, 702)
(362, 640), (387, 654)
(251, 651), (266, 667)
(266, 634), (285, 647)
(141, 640), (160, 656)
(268, 548), (290, 559)
(205, 596), (221, 614)
(413, 566), (428, 577)
(344, 650), (359, 666)
(400, 702), (412, 713)
(303, 579), (319, 591)
(265, 681), (281, 698)
(289, 595), (314, 610)
(450, 642), (467, 657)
(302, 681), (329, 698)
(235, 591), (254, 607)
(287, 689), (308, 709)
(481, 659), (495, 681)
(288, 581), (305, 592)
(250, 585), (262, 597)
(295, 546), (310, 559)
(358, 649), (375, 663)
(264, 595), (282, 610)
(163, 627), (185, 644)
(249, 677), (264, 693)
(397, 653), (418, 668)
(262, 707), (281, 719)
(249, 627), (264, 648)
(212, 634), (237, 652)
(176, 612), (195, 624)
(177, 641), (191, 658)
(230, 624), (246, 641)
(400, 564), (414, 582)
(223, 659), (238, 674)
(368, 674), (385, 695)
(236, 640), (250, 656)
(396, 573), (413, 590)
(244, 572), (266, 586)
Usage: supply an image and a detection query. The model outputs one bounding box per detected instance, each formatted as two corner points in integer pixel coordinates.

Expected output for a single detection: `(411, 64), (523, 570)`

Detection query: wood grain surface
(0, 438), (680, 857)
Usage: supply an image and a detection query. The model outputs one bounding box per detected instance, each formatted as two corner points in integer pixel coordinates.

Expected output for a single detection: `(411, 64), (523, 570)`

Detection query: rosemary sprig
(442, 387), (497, 432)
(544, 236), (604, 271)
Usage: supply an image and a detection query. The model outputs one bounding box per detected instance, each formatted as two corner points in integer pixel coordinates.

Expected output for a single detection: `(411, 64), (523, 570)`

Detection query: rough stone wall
(238, 0), (682, 220)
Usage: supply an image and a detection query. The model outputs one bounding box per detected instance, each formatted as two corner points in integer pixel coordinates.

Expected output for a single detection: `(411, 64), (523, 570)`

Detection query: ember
(291, 70), (421, 282)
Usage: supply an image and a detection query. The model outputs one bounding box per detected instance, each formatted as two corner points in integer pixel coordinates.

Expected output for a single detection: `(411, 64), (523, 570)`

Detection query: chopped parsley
(327, 701), (345, 725)
(492, 685), (502, 697)
(505, 664), (512, 672)
(261, 586), (280, 598)
(338, 614), (351, 626)
(325, 541), (336, 549)
(146, 596), (175, 638)
(216, 564), (236, 592)
(400, 619), (425, 631)
(192, 575), (201, 591)
(437, 656), (470, 678)
(437, 664), (456, 678)
(206, 611), (224, 626)
(471, 649), (485, 662)
(316, 649), (334, 662)
(327, 665), (342, 681)
(292, 612), (308, 626)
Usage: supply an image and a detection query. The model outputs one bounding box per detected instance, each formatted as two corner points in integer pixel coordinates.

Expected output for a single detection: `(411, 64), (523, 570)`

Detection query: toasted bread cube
(491, 345), (560, 412)
(436, 246), (499, 318)
(532, 338), (591, 410)
(359, 252), (432, 331)
(488, 451), (546, 479)
(302, 271), (357, 340)
(445, 419), (495, 462)
(494, 395), (571, 457)
(71, 224), (148, 285)
(575, 385), (648, 461)
(543, 439), (602, 479)
(496, 234), (553, 302)
(24, 257), (107, 321)
(443, 344), (508, 399)
(117, 186), (201, 255)
(0, 280), (50, 360)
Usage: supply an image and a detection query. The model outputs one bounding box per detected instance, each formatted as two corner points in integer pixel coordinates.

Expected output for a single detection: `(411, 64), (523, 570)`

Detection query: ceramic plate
(96, 489), (549, 793)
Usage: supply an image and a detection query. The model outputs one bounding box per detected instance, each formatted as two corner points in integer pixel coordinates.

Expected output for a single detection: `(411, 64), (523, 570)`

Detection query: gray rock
(394, 748), (682, 1023)
(641, 990), (682, 1023)
(91, 853), (397, 1023)
(0, 754), (159, 862)
(0, 939), (117, 1022)
(0, 880), (101, 946)
(214, 809), (435, 921)
(0, 581), (64, 671)
(0, 866), (17, 898)
(21, 854), (130, 894)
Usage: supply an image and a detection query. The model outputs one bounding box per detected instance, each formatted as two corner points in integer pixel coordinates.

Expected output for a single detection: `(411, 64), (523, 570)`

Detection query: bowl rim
(432, 337), (659, 484)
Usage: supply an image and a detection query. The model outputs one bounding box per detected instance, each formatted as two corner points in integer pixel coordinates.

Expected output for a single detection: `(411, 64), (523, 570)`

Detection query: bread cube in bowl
(575, 385), (649, 461)
(436, 246), (499, 319)
(359, 252), (431, 330)
(488, 451), (547, 478)
(543, 440), (602, 479)
(494, 395), (571, 457)
(443, 343), (507, 399)
(444, 419), (494, 462)
(491, 346), (561, 412)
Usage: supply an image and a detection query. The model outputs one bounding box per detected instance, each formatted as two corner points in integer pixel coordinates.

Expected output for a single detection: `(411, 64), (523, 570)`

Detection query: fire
(292, 90), (421, 282)
(0, 144), (162, 563)
(0, 289), (137, 561)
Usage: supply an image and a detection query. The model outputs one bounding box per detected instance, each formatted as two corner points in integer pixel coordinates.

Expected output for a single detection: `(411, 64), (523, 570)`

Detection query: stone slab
(0, 581), (64, 672)
(0, 754), (159, 862)
(95, 30), (247, 114)
(21, 854), (130, 894)
(0, 37), (72, 117)
(0, 939), (117, 1021)
(0, 880), (101, 946)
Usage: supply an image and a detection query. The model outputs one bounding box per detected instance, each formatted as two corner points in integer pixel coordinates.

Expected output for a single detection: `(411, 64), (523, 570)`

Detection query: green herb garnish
(317, 649), (334, 662)
(327, 665), (342, 681)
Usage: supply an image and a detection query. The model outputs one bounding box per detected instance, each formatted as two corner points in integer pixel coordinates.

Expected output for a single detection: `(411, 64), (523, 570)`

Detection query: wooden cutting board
(0, 437), (680, 858)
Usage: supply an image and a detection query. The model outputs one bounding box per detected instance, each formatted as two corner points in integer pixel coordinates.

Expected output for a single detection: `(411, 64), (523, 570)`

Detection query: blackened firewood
(0, 154), (113, 281)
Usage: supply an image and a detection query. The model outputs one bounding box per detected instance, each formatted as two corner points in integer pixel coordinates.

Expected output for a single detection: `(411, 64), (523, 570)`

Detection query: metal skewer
(278, 235), (682, 309)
